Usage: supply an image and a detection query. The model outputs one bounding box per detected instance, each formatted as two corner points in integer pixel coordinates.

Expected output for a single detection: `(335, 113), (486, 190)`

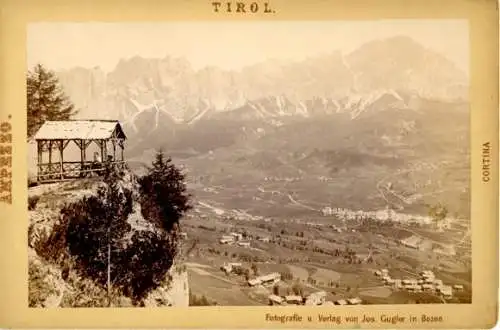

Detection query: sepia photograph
(25, 20), (473, 309)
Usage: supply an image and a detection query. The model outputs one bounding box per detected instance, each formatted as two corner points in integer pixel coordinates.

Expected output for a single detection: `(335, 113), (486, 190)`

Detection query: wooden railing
(37, 161), (126, 182)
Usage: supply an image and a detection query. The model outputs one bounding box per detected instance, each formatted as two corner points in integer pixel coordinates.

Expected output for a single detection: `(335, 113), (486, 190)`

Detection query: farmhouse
(33, 120), (126, 183)
(285, 295), (303, 305)
(393, 279), (403, 289)
(248, 272), (281, 286)
(437, 285), (453, 299)
(421, 284), (435, 292)
(237, 241), (251, 248)
(268, 294), (284, 305)
(219, 235), (235, 244)
(347, 297), (362, 305)
(305, 291), (327, 306)
(230, 232), (243, 241)
(406, 285), (422, 292)
(221, 262), (243, 274)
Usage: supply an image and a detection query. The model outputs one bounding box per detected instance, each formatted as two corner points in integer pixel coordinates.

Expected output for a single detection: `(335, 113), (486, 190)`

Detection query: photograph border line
(0, 0), (498, 328)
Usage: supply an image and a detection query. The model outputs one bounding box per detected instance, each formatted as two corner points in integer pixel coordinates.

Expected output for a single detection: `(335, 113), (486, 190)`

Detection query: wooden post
(48, 141), (52, 173)
(59, 140), (64, 180)
(112, 139), (116, 162)
(79, 139), (85, 177)
(120, 140), (124, 161)
(37, 141), (42, 182)
(100, 140), (105, 164)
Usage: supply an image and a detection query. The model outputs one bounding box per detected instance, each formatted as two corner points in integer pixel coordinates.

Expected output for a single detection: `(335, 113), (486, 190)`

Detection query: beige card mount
(0, 0), (498, 328)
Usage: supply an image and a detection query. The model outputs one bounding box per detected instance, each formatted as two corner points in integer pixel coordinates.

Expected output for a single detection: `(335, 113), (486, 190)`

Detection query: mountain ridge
(55, 36), (468, 127)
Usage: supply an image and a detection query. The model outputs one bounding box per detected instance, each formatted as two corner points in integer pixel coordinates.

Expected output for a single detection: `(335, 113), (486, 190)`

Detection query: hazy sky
(27, 20), (469, 75)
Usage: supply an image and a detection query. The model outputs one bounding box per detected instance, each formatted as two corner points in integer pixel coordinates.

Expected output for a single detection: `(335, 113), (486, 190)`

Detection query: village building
(347, 297), (362, 305)
(393, 279), (403, 289)
(268, 294), (284, 305)
(33, 120), (126, 183)
(221, 262), (243, 274)
(305, 291), (327, 306)
(400, 235), (422, 249)
(219, 235), (235, 245)
(248, 272), (281, 287)
(248, 278), (261, 286)
(422, 284), (435, 292)
(334, 299), (348, 306)
(406, 284), (422, 292)
(402, 279), (418, 285)
(285, 295), (303, 305)
(437, 285), (453, 299)
(237, 241), (251, 248)
(230, 232), (243, 241)
(453, 284), (464, 291)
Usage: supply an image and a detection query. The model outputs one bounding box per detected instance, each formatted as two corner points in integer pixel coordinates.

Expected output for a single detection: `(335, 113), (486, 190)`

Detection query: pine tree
(138, 149), (192, 233)
(64, 165), (132, 305)
(27, 64), (77, 138)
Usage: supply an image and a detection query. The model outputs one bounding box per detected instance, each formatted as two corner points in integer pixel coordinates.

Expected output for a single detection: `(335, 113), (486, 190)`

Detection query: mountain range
(54, 36), (468, 155)
(49, 35), (470, 218)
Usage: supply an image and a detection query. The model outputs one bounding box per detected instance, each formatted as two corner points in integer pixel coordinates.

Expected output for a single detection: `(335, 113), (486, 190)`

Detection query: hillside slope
(28, 176), (189, 307)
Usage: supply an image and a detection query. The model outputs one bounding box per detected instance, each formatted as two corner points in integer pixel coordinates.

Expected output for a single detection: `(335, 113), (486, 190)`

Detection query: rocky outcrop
(27, 171), (190, 308)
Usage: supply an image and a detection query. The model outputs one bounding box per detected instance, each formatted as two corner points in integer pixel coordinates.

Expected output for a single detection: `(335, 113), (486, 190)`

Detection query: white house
(248, 272), (281, 286)
(305, 291), (327, 305)
(230, 232), (243, 241)
(347, 297), (362, 305)
(438, 285), (453, 299)
(220, 235), (235, 244)
(268, 294), (284, 305)
(285, 295), (303, 305)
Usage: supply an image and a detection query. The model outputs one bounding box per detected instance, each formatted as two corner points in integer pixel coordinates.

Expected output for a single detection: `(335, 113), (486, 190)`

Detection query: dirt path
(287, 194), (317, 211)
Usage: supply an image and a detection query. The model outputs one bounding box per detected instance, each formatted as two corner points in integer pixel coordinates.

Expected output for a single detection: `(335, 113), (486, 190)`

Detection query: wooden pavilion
(33, 119), (127, 183)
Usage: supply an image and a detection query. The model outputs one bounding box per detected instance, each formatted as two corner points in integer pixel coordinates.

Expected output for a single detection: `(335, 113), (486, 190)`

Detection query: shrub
(189, 292), (216, 306)
(292, 283), (304, 296)
(281, 271), (293, 281)
(37, 156), (192, 306)
(272, 285), (279, 295)
(251, 263), (259, 276)
(28, 195), (40, 210)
